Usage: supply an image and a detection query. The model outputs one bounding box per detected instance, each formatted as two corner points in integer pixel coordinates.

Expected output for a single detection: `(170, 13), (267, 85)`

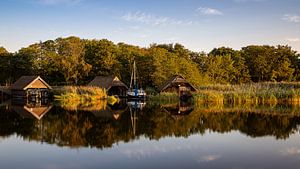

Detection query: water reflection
(90, 101), (128, 120)
(162, 101), (194, 119)
(127, 100), (146, 135)
(11, 103), (52, 120)
(0, 99), (300, 148)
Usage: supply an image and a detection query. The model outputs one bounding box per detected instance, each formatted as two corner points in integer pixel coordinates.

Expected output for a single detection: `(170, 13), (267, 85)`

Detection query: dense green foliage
(0, 37), (299, 87)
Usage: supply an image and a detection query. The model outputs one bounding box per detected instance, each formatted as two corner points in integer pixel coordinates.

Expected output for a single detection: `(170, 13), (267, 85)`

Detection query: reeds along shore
(149, 82), (300, 106)
(195, 82), (300, 105)
(54, 86), (119, 110)
(53, 83), (300, 108)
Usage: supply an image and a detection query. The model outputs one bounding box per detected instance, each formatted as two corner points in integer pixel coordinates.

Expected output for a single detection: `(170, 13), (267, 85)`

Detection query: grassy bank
(54, 86), (119, 110)
(148, 92), (179, 105)
(195, 82), (300, 105)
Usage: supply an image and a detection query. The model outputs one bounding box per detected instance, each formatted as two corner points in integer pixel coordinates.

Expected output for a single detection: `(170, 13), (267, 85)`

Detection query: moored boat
(126, 60), (146, 99)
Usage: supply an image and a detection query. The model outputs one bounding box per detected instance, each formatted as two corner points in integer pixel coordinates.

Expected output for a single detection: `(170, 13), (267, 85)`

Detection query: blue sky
(0, 0), (299, 52)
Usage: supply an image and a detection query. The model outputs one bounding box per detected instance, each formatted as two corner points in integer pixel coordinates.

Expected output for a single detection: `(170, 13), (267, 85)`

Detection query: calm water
(1, 100), (300, 169)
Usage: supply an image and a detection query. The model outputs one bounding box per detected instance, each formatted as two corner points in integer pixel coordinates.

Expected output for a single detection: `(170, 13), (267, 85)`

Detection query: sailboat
(126, 60), (146, 99)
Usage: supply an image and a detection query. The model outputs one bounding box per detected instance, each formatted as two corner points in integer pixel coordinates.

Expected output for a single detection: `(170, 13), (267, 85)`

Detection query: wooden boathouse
(159, 75), (197, 93)
(10, 76), (52, 99)
(88, 76), (128, 97)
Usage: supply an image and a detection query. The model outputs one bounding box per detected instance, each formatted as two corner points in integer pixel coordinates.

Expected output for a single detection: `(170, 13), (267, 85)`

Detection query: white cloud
(121, 11), (194, 26)
(197, 7), (223, 16)
(198, 155), (221, 162)
(283, 14), (300, 23)
(286, 38), (300, 42)
(281, 147), (300, 156)
(121, 144), (196, 159)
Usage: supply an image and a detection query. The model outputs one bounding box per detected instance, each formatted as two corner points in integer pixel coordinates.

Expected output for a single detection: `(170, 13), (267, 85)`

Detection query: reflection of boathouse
(88, 76), (128, 97)
(11, 104), (53, 120)
(159, 75), (197, 95)
(10, 76), (52, 100)
(162, 102), (194, 119)
(90, 106), (127, 120)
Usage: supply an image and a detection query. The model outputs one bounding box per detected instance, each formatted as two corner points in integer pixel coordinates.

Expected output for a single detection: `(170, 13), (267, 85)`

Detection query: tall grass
(195, 82), (300, 106)
(54, 86), (118, 110)
(148, 92), (179, 105)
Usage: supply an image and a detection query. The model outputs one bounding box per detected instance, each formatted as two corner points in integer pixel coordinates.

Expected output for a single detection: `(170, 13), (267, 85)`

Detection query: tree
(203, 55), (236, 84)
(242, 45), (297, 82)
(116, 43), (147, 85)
(242, 45), (274, 82)
(12, 45), (38, 79)
(199, 47), (250, 84)
(38, 40), (65, 84)
(84, 39), (118, 79)
(148, 47), (175, 88)
(0, 47), (8, 55)
(273, 45), (299, 81)
(148, 46), (202, 88)
(0, 47), (12, 85)
(56, 37), (91, 84)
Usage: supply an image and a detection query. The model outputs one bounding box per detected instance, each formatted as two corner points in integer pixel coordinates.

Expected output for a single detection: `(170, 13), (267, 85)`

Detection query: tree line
(0, 36), (299, 88)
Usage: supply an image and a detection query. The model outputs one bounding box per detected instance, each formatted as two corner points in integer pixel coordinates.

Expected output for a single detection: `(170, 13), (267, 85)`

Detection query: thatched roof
(10, 76), (52, 90)
(159, 75), (197, 92)
(88, 76), (128, 90)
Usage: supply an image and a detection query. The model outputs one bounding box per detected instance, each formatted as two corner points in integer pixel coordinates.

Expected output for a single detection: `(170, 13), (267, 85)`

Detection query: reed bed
(54, 86), (118, 110)
(148, 92), (179, 104)
(195, 82), (300, 106)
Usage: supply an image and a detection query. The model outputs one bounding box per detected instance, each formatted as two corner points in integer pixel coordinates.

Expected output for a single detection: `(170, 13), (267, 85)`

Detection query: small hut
(10, 76), (52, 99)
(159, 75), (197, 93)
(88, 76), (128, 97)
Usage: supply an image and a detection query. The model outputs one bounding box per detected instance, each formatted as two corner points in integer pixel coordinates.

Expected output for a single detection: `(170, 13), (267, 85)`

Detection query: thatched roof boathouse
(159, 75), (197, 100)
(159, 75), (197, 93)
(10, 76), (52, 100)
(88, 76), (128, 97)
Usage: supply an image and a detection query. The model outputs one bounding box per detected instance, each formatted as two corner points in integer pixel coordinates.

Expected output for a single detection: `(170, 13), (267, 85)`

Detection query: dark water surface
(1, 100), (300, 169)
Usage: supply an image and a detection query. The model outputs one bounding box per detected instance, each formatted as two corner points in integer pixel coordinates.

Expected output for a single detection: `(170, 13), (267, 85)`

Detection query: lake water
(1, 100), (300, 169)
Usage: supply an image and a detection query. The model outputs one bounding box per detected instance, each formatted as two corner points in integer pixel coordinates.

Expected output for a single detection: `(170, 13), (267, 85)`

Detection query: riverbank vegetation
(0, 37), (299, 89)
(148, 82), (300, 105)
(54, 86), (119, 110)
(195, 82), (300, 105)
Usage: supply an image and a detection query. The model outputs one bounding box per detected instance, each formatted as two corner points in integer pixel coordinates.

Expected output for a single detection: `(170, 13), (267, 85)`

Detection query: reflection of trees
(0, 107), (36, 138)
(198, 112), (300, 139)
(1, 104), (300, 148)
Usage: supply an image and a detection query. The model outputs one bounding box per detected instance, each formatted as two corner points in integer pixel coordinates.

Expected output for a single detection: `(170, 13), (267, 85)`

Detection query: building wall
(12, 89), (51, 99)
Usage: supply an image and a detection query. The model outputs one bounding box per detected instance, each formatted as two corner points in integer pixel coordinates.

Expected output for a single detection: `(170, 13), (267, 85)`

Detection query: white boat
(127, 60), (146, 99)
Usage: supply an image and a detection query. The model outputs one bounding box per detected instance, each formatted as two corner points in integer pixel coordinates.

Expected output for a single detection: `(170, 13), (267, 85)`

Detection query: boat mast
(133, 60), (136, 90)
(130, 62), (134, 89)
